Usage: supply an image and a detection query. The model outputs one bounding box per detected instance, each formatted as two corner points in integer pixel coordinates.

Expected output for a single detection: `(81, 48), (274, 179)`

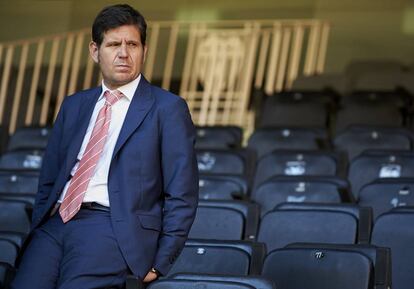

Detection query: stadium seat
(247, 127), (328, 158)
(371, 207), (414, 289)
(167, 239), (266, 276)
(196, 149), (256, 181)
(198, 174), (248, 200)
(291, 73), (348, 95)
(334, 125), (413, 161)
(0, 262), (14, 289)
(284, 243), (392, 289)
(358, 178), (414, 219)
(258, 91), (336, 128)
(0, 232), (26, 249)
(0, 239), (19, 267)
(0, 172), (39, 205)
(188, 200), (259, 241)
(172, 273), (275, 289)
(253, 150), (342, 189)
(0, 150), (44, 172)
(257, 203), (372, 252)
(348, 150), (414, 199)
(262, 243), (390, 289)
(7, 126), (51, 151)
(147, 279), (256, 289)
(335, 91), (406, 132)
(0, 200), (31, 235)
(195, 126), (243, 149)
(252, 176), (352, 216)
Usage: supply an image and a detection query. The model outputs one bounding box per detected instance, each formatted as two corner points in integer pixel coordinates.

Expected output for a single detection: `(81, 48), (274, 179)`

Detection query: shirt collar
(100, 74), (142, 102)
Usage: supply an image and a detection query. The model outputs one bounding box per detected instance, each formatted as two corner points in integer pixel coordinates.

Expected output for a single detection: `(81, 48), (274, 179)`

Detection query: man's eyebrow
(105, 40), (121, 45)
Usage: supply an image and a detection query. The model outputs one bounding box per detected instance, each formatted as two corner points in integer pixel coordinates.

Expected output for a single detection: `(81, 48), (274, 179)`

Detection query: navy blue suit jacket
(31, 77), (199, 278)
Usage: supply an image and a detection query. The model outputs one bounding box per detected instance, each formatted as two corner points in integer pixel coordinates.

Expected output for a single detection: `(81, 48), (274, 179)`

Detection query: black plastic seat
(334, 125), (413, 160)
(172, 273), (275, 289)
(371, 207), (414, 289)
(257, 203), (372, 252)
(0, 232), (26, 249)
(167, 239), (266, 276)
(188, 200), (259, 241)
(147, 279), (255, 289)
(195, 126), (243, 149)
(259, 91), (335, 128)
(196, 149), (256, 181)
(7, 126), (51, 151)
(348, 150), (414, 199)
(0, 262), (14, 289)
(0, 172), (39, 205)
(247, 127), (328, 158)
(198, 174), (248, 200)
(252, 176), (352, 216)
(262, 244), (378, 289)
(335, 91), (407, 132)
(358, 178), (414, 219)
(0, 239), (19, 267)
(0, 200), (31, 235)
(0, 150), (44, 171)
(285, 243), (391, 289)
(254, 150), (341, 189)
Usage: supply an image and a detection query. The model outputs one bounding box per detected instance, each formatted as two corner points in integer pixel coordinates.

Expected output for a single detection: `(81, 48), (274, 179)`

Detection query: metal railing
(0, 19), (330, 134)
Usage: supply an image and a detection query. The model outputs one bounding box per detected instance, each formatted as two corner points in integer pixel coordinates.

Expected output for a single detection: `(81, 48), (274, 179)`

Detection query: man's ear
(143, 45), (148, 64)
(89, 41), (99, 64)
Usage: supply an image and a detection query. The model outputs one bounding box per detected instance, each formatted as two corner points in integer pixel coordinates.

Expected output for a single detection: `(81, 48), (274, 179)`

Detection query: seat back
(258, 203), (372, 252)
(7, 126), (51, 151)
(188, 200), (259, 240)
(167, 240), (266, 276)
(0, 150), (44, 171)
(195, 126), (243, 149)
(286, 243), (391, 289)
(371, 208), (414, 289)
(348, 150), (414, 198)
(254, 150), (339, 189)
(0, 239), (19, 266)
(358, 178), (414, 219)
(252, 176), (350, 216)
(262, 246), (374, 289)
(247, 127), (326, 158)
(172, 273), (276, 289)
(0, 200), (31, 234)
(259, 91), (334, 128)
(334, 125), (412, 161)
(148, 279), (255, 289)
(198, 174), (248, 200)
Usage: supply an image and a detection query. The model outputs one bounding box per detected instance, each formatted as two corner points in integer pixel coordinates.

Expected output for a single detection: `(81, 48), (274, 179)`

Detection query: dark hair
(92, 4), (147, 46)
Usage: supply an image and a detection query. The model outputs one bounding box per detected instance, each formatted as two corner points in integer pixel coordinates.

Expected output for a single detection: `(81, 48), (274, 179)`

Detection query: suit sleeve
(32, 99), (66, 225)
(153, 97), (199, 275)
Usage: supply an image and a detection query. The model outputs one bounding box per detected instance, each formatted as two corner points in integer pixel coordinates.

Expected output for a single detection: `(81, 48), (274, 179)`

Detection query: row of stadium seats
(1, 122), (414, 288)
(258, 90), (414, 132)
(3, 198), (414, 289)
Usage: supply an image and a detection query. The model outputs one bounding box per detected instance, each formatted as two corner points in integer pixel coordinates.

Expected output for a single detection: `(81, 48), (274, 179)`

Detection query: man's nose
(118, 42), (128, 57)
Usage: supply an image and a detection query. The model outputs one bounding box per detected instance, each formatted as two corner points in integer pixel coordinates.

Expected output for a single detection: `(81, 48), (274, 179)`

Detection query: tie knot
(104, 90), (123, 106)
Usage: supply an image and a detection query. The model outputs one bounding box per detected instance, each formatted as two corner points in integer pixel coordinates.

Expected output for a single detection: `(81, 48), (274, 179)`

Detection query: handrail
(0, 19), (330, 134)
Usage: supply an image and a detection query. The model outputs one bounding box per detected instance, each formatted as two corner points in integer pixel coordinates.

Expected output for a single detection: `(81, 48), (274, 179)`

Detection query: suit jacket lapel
(64, 88), (101, 176)
(112, 77), (154, 160)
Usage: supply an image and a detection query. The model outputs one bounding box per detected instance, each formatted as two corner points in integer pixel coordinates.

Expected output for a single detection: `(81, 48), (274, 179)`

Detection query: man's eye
(128, 43), (138, 47)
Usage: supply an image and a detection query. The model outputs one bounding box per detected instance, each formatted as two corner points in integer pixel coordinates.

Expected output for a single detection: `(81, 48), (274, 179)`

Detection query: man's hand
(143, 270), (158, 283)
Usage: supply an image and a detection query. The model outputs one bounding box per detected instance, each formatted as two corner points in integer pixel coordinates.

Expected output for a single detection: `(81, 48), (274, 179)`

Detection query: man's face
(89, 25), (147, 90)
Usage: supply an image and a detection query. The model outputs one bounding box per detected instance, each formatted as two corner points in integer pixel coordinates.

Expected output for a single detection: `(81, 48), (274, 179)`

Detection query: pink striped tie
(59, 90), (123, 223)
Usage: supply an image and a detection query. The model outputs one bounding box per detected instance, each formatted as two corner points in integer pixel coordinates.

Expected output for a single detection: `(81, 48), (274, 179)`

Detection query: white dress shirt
(58, 75), (141, 207)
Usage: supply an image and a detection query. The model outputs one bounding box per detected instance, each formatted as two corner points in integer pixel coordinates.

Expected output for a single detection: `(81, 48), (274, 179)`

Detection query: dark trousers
(11, 209), (130, 289)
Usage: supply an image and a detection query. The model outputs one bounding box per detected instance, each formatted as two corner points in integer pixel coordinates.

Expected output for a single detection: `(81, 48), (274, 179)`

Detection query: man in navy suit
(11, 4), (198, 289)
